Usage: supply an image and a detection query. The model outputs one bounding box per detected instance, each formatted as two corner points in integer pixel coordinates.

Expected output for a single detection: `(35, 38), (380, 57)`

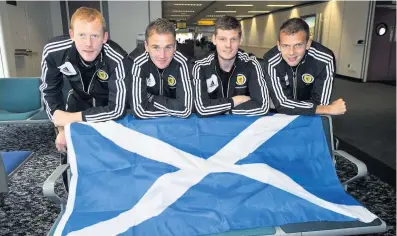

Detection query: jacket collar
(67, 42), (105, 68)
(213, 50), (244, 73)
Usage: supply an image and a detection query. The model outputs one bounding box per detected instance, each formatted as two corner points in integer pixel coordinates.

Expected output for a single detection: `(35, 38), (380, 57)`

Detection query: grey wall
(108, 1), (162, 53)
(239, 1), (372, 79)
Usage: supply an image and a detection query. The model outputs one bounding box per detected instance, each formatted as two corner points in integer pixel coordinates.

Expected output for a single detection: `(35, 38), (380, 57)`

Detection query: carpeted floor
(0, 123), (395, 235)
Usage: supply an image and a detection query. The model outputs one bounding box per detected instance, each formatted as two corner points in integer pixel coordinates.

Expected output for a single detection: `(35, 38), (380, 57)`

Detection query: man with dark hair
(125, 18), (193, 118)
(193, 16), (269, 117)
(263, 17), (346, 115)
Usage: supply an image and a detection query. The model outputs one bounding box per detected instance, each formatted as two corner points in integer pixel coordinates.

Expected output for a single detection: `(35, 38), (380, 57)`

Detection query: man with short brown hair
(125, 18), (193, 119)
(193, 16), (269, 117)
(263, 17), (346, 116)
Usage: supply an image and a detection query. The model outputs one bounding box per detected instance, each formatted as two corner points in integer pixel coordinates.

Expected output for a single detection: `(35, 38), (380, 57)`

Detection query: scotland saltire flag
(55, 114), (377, 236)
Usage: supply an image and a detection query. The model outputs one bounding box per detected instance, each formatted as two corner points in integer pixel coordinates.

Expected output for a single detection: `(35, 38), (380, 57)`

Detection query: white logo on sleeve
(58, 62), (77, 76)
(206, 74), (219, 93)
(146, 73), (156, 87)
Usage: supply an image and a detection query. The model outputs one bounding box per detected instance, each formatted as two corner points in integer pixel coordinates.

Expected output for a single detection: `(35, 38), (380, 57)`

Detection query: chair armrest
(43, 164), (69, 206)
(334, 150), (368, 191)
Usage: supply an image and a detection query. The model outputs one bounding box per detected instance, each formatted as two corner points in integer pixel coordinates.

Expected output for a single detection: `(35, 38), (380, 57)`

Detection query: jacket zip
(290, 63), (301, 100)
(76, 69), (87, 94)
(226, 65), (236, 98)
(157, 68), (166, 96)
(87, 69), (100, 95)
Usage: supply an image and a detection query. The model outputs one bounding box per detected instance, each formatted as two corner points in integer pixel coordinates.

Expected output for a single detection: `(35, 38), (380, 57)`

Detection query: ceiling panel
(162, 1), (313, 25)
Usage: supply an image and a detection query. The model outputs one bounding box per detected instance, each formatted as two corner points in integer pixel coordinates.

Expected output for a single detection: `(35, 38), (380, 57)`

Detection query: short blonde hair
(70, 7), (107, 33)
(145, 18), (176, 41)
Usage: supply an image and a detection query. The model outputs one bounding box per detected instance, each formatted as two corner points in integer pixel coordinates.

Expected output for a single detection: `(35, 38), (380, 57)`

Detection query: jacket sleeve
(263, 58), (316, 115)
(193, 63), (233, 117)
(39, 52), (65, 121)
(309, 53), (336, 105)
(81, 54), (127, 122)
(151, 60), (193, 118)
(231, 57), (269, 116)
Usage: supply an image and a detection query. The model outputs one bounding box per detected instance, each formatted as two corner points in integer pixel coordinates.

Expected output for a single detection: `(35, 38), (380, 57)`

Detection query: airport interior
(0, 1), (395, 235)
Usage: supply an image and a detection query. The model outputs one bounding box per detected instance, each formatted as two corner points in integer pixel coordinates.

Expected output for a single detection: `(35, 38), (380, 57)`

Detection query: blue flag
(55, 114), (377, 236)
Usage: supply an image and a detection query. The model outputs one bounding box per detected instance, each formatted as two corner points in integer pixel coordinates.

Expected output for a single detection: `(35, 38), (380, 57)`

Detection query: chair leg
(334, 150), (368, 191)
(334, 137), (340, 150)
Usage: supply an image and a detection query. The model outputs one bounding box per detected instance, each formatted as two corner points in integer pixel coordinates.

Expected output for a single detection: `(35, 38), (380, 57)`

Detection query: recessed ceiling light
(267, 4), (294, 7)
(174, 4), (202, 6)
(206, 15), (225, 17)
(225, 4), (253, 7)
(248, 11), (270, 13)
(172, 10), (195, 13)
(215, 11), (237, 13)
(236, 15), (254, 18)
(170, 15), (190, 17)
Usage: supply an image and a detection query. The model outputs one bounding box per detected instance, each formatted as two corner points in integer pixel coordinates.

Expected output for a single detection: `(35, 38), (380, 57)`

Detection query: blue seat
(0, 151), (34, 205)
(0, 77), (49, 123)
(2, 151), (33, 175)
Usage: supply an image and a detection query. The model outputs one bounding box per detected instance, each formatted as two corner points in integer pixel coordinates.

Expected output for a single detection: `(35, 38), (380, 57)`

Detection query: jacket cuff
(309, 104), (317, 115)
(228, 98), (234, 109)
(81, 110), (87, 121)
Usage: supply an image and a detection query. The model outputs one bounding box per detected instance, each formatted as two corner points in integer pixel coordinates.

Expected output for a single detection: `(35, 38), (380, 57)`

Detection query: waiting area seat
(0, 77), (50, 124)
(0, 151), (34, 205)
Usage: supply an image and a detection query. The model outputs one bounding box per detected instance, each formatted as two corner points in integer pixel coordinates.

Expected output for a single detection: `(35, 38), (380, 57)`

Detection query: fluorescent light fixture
(174, 4), (202, 6)
(201, 18), (217, 21)
(206, 15), (225, 17)
(225, 4), (253, 7)
(215, 10), (237, 13)
(236, 15), (254, 17)
(172, 10), (195, 13)
(170, 15), (190, 17)
(267, 4), (294, 7)
(248, 10), (270, 13)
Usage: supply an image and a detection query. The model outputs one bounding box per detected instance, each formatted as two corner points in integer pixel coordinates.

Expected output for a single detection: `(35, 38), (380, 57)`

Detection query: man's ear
(212, 34), (216, 45)
(306, 39), (312, 50)
(277, 40), (280, 51)
(69, 29), (74, 41)
(144, 40), (149, 52)
(103, 32), (109, 44)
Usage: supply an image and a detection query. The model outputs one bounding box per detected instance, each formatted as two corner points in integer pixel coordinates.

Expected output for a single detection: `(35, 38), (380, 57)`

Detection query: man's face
(277, 30), (311, 67)
(145, 32), (176, 69)
(69, 18), (108, 62)
(212, 29), (241, 61)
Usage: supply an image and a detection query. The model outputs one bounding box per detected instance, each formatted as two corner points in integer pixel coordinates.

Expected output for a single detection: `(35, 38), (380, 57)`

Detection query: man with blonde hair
(40, 7), (127, 189)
